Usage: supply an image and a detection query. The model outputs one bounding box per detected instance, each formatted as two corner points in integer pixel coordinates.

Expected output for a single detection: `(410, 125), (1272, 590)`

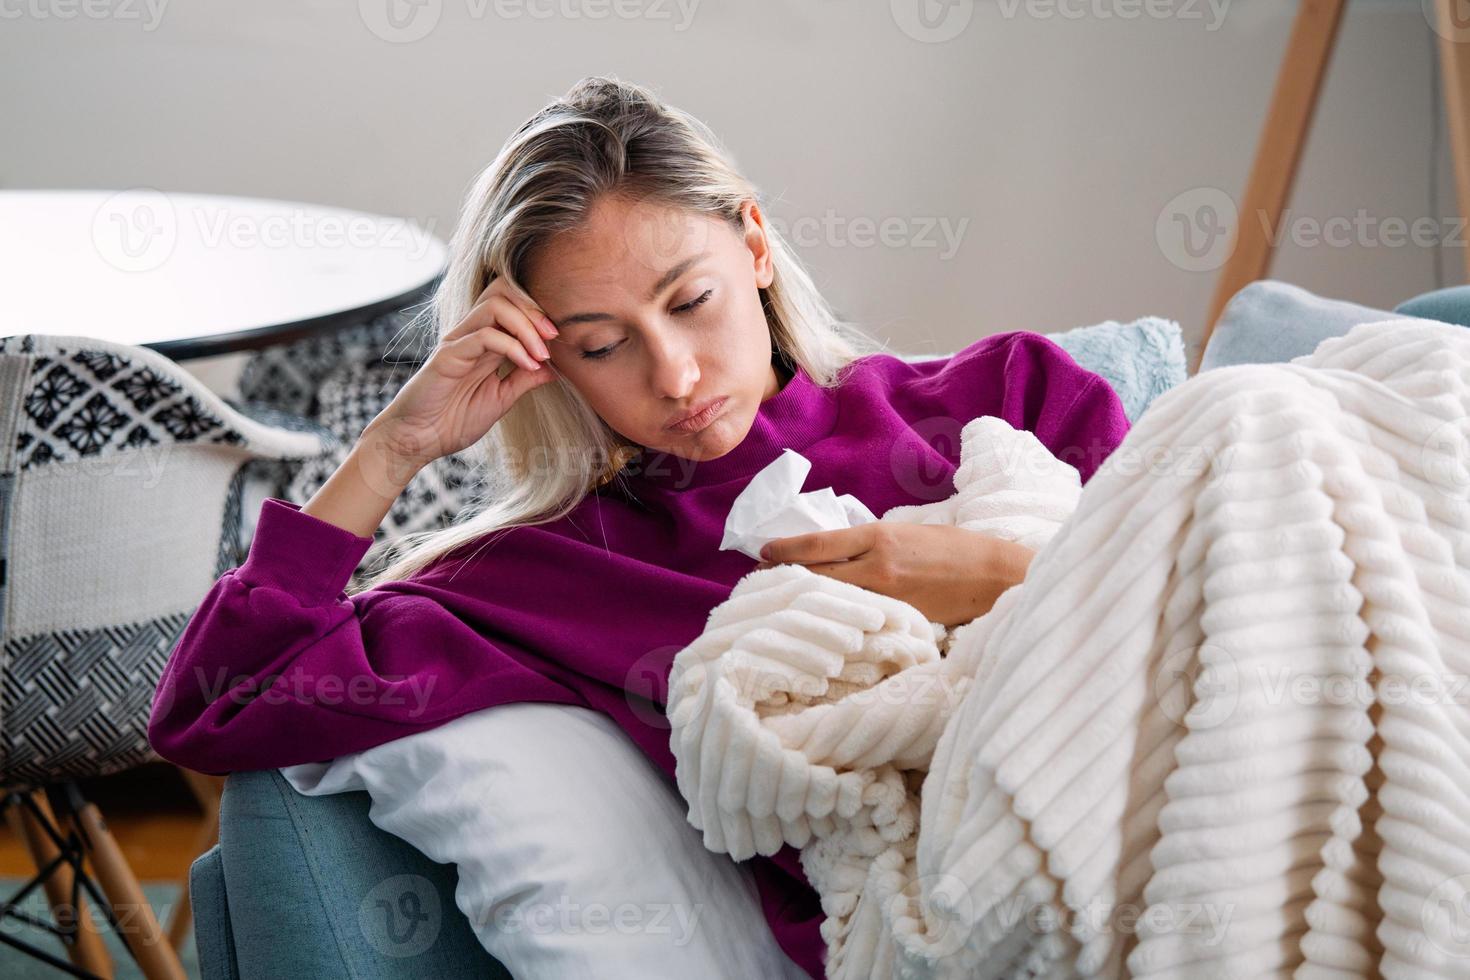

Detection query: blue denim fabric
(192, 769), (510, 980)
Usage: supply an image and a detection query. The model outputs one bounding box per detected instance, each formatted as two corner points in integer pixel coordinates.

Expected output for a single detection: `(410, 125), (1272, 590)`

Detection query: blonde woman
(149, 75), (1130, 977)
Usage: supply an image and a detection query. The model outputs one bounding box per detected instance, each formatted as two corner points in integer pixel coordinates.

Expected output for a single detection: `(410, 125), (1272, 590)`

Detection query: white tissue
(719, 449), (878, 560)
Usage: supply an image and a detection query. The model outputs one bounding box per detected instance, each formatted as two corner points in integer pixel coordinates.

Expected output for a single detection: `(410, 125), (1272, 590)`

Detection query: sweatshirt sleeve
(147, 497), (580, 775)
(930, 330), (1131, 486)
(1033, 371), (1132, 486)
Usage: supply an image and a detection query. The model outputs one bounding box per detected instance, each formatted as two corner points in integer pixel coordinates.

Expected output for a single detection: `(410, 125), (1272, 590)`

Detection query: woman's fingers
(441, 291), (497, 344)
(441, 325), (541, 375)
(482, 277), (555, 332)
(761, 524), (879, 565)
(483, 279), (557, 340)
(485, 294), (552, 364)
(439, 289), (552, 373)
(477, 324), (545, 374)
(500, 353), (559, 399)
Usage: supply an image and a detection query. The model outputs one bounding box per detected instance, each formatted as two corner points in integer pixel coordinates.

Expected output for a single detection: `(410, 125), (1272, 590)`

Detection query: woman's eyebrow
(550, 252), (709, 328)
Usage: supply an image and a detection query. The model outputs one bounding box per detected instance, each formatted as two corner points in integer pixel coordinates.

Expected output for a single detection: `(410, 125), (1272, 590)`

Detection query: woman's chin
(652, 414), (743, 461)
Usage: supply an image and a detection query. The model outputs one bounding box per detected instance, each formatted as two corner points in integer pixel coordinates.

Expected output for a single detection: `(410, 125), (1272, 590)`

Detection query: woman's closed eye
(674, 288), (713, 315)
(562, 289), (715, 362)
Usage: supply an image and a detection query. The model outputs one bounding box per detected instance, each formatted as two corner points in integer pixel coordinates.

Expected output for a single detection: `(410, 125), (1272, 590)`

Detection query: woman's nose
(647, 333), (700, 400)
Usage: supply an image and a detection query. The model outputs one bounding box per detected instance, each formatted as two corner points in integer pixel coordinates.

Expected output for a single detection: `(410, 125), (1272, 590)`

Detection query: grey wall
(1, 0), (1454, 388)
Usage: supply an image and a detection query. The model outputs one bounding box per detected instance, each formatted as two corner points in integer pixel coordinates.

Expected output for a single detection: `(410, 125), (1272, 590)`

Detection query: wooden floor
(0, 763), (208, 881)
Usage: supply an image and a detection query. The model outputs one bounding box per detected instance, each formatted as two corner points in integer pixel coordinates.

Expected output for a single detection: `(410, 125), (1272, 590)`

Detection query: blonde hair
(354, 75), (886, 593)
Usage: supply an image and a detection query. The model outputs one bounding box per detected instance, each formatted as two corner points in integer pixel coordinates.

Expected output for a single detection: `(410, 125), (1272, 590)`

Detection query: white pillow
(279, 702), (811, 980)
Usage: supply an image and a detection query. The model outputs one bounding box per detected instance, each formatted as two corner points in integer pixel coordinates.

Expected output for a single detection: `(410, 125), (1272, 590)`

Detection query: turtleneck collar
(617, 358), (841, 493)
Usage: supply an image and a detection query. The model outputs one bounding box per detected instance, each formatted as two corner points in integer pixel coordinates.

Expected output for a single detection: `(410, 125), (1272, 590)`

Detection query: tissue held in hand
(718, 417), (1084, 562)
(719, 449), (878, 560)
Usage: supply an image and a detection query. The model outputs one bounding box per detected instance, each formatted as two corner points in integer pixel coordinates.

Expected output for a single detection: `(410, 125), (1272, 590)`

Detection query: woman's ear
(741, 199), (775, 289)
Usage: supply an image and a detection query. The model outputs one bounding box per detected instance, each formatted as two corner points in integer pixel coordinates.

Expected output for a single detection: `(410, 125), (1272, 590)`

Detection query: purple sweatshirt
(148, 329), (1130, 979)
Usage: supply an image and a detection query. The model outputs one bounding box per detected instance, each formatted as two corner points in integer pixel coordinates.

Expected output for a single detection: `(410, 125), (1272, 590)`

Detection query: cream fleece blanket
(667, 318), (1470, 979)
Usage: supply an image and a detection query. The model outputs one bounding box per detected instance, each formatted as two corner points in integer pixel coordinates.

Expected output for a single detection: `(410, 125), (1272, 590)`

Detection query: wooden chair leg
(4, 790), (115, 977)
(1196, 0), (1348, 370)
(60, 785), (187, 980)
(165, 769), (225, 950)
(1436, 0), (1470, 283)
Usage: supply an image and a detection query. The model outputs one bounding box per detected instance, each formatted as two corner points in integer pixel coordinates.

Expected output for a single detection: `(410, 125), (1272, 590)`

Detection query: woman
(147, 75), (1131, 977)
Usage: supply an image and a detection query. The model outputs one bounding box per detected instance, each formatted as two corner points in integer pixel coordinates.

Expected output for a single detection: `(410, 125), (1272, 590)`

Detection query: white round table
(0, 189), (448, 359)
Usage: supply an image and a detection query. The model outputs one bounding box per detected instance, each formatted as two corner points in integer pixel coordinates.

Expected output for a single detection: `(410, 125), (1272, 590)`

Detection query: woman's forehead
(528, 207), (726, 310)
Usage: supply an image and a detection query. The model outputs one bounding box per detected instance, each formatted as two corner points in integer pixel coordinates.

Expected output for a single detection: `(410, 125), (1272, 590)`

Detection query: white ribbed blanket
(667, 318), (1470, 979)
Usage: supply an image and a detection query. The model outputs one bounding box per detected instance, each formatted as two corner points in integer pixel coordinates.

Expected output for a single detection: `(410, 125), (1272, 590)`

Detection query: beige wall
(1, 0), (1453, 385)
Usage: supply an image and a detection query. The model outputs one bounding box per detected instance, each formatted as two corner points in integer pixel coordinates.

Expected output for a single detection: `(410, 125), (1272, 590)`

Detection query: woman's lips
(667, 396), (727, 433)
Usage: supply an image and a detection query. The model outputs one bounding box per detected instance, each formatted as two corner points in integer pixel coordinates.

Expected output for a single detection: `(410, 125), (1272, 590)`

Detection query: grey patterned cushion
(0, 334), (334, 787)
(236, 300), (436, 418)
(280, 360), (510, 587)
(234, 293), (502, 582)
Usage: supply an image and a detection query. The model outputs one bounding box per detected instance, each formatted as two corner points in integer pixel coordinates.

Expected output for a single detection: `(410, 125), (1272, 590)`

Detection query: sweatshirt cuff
(236, 497), (377, 603)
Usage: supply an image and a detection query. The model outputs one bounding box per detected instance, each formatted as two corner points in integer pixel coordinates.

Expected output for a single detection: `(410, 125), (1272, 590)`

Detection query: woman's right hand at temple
(364, 276), (562, 474)
(302, 277), (561, 539)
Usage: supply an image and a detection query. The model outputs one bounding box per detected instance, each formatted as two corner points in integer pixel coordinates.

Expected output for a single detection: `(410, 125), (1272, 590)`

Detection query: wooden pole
(1435, 0), (1470, 283)
(1196, 0), (1348, 372)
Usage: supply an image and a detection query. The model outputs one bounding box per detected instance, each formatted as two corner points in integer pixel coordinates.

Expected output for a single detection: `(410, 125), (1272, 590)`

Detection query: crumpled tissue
(719, 448), (880, 560)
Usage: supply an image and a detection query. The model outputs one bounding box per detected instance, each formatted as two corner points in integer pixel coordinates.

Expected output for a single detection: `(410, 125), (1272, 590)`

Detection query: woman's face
(523, 193), (782, 463)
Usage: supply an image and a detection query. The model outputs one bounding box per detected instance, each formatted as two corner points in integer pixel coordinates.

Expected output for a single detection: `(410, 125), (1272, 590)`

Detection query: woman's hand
(754, 523), (1036, 628)
(362, 276), (562, 476)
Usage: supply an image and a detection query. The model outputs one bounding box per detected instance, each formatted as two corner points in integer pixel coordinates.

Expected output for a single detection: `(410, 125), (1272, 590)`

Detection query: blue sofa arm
(190, 769), (511, 980)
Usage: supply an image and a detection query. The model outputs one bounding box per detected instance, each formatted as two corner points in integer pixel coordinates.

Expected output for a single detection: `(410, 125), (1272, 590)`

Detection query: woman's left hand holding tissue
(754, 523), (1035, 628)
